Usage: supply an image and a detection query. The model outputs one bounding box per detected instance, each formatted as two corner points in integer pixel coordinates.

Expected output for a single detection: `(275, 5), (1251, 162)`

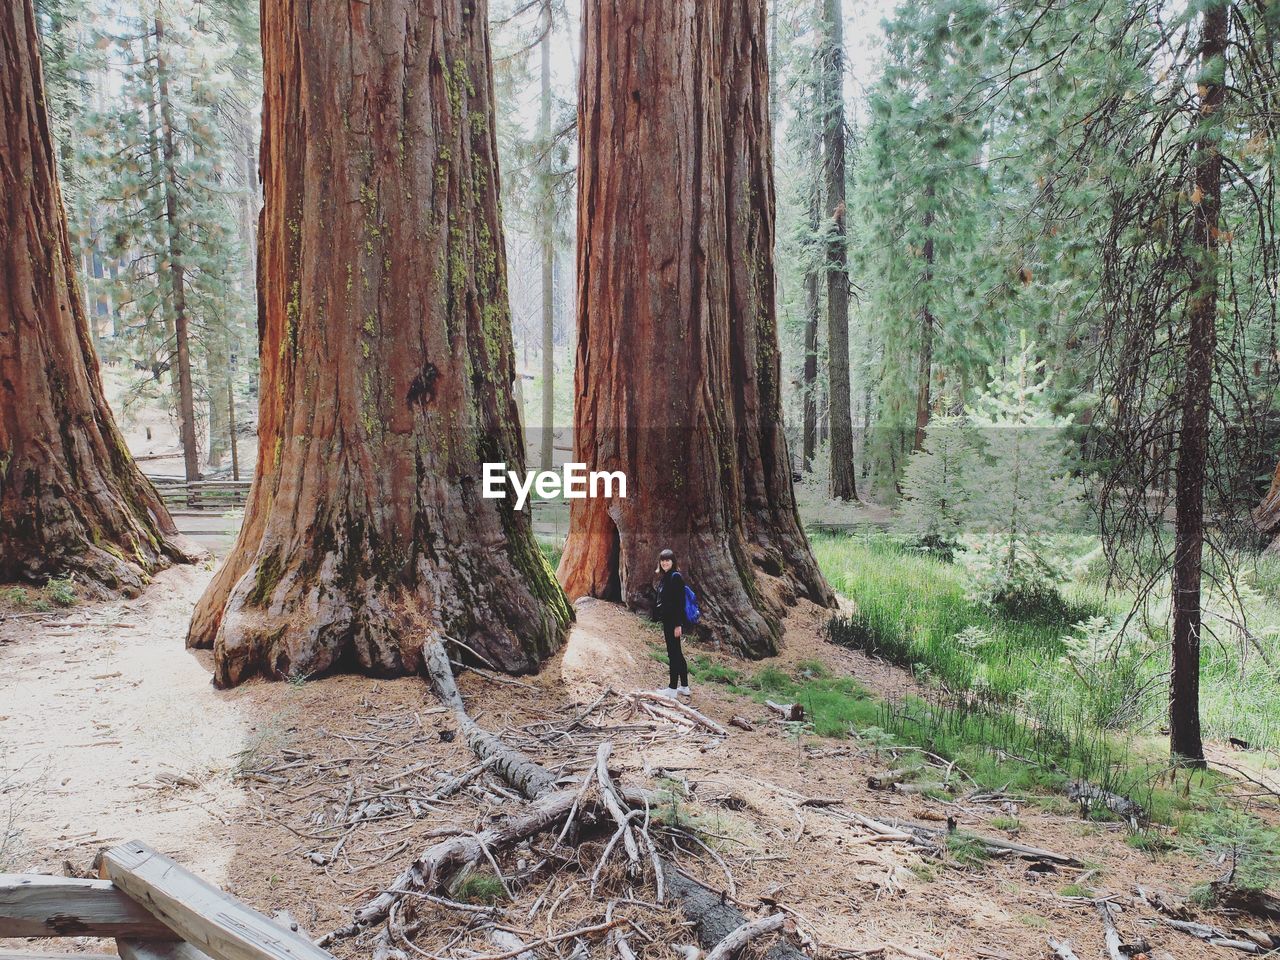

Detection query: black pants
(664, 623), (688, 689)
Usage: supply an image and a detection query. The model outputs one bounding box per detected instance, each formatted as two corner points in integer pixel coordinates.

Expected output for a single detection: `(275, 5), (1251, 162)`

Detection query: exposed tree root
(325, 635), (810, 957)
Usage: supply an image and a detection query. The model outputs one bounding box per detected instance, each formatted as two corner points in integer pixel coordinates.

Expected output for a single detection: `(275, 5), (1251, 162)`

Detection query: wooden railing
(1, 841), (332, 960)
(147, 478), (251, 512)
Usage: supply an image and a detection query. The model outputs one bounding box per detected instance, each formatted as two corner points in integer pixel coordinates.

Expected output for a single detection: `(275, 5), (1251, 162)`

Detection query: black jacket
(656, 570), (686, 629)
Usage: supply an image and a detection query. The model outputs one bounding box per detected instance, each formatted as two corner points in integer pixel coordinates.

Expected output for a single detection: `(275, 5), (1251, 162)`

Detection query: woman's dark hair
(658, 548), (677, 569)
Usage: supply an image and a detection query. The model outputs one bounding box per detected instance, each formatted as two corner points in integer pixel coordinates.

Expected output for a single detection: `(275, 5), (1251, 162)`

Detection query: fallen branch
(1046, 938), (1080, 960)
(765, 701), (804, 722)
(661, 861), (807, 960)
(595, 743), (641, 871)
(627, 691), (729, 736)
(883, 818), (1080, 866)
(1151, 917), (1263, 953)
(334, 788), (607, 937)
(469, 919), (623, 960)
(704, 913), (786, 960)
(1094, 901), (1147, 960)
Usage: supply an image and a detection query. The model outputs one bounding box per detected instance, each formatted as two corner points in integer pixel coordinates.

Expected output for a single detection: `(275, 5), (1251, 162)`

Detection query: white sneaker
(677, 686), (691, 697)
(655, 687), (678, 699)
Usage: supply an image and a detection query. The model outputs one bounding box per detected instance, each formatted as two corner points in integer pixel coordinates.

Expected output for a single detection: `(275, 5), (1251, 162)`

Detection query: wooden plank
(101, 843), (332, 960)
(0, 952), (118, 960)
(118, 939), (215, 960)
(0, 874), (174, 939)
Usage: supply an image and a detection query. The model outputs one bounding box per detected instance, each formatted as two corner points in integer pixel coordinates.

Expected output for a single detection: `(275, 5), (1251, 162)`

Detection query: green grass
(454, 871), (506, 904)
(684, 654), (881, 738)
(945, 831), (991, 869)
(802, 529), (1280, 892)
(1058, 882), (1096, 898)
(812, 533), (1104, 704)
(812, 530), (1280, 751)
(537, 536), (563, 573)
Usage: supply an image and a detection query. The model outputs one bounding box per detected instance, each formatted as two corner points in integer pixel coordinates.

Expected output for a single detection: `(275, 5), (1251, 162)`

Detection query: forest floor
(2, 571), (1277, 959)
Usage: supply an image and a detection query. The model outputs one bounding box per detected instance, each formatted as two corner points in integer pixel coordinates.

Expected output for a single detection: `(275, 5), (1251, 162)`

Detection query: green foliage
(1182, 807), (1280, 896)
(2, 587), (30, 608)
(944, 831), (991, 869)
(46, 0), (260, 462)
(43, 577), (77, 607)
(896, 410), (975, 557)
(454, 871), (506, 904)
(955, 338), (1084, 612)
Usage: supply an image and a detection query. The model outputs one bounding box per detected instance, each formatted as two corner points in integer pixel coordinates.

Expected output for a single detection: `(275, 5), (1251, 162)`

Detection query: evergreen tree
(958, 338), (1083, 612)
(78, 1), (258, 478)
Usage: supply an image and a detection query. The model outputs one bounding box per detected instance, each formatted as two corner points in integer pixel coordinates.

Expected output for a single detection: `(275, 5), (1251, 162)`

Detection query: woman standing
(655, 548), (690, 698)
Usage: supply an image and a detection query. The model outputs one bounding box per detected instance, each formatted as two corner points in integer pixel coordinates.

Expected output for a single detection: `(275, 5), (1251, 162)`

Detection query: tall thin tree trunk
(189, 0), (571, 686)
(1169, 0), (1227, 767)
(0, 0), (193, 592)
(913, 205), (935, 452)
(140, 26), (178, 402)
(768, 0), (777, 149)
(801, 69), (821, 472)
(226, 373), (239, 481)
(205, 324), (229, 468)
(559, 0), (834, 658)
(819, 0), (856, 500)
(153, 15), (200, 483)
(802, 270), (819, 471)
(538, 0), (555, 471)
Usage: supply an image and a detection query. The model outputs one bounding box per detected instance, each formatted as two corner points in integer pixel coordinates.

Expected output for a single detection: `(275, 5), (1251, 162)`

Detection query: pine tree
(74, 0), (258, 479)
(958, 338), (1082, 613)
(897, 407), (976, 556)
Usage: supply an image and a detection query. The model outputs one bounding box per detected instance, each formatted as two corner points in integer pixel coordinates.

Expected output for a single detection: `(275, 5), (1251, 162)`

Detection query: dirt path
(0, 565), (245, 882)
(2, 578), (1271, 960)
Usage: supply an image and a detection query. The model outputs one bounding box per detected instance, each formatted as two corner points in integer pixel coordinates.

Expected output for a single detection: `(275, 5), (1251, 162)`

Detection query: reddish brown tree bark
(818, 0), (856, 500)
(559, 0), (835, 658)
(0, 0), (194, 595)
(1254, 459), (1280, 550)
(1169, 0), (1228, 767)
(188, 0), (571, 687)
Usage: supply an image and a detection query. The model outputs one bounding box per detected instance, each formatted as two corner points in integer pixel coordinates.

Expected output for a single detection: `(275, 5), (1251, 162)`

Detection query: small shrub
(944, 831), (991, 869)
(455, 871), (506, 904)
(43, 576), (77, 607)
(1059, 882), (1096, 898)
(990, 815), (1022, 833)
(957, 535), (1067, 618)
(1182, 807), (1280, 895)
(3, 586), (29, 607)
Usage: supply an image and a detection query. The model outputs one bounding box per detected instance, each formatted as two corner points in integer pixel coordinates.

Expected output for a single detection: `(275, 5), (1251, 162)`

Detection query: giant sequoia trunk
(0, 0), (193, 594)
(188, 0), (571, 687)
(1169, 0), (1228, 767)
(559, 0), (835, 658)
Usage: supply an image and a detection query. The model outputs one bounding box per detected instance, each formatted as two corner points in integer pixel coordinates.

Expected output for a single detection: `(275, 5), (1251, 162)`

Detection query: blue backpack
(684, 584), (701, 625)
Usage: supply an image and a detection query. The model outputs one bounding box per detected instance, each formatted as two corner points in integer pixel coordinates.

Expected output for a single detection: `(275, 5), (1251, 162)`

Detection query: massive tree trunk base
(559, 510), (828, 659)
(2, 467), (198, 598)
(195, 541), (567, 688)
